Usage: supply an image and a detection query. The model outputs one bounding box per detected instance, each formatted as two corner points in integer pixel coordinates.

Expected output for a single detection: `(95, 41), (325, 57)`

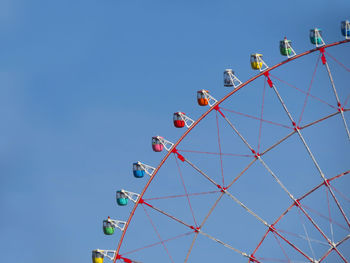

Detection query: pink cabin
(152, 136), (164, 152)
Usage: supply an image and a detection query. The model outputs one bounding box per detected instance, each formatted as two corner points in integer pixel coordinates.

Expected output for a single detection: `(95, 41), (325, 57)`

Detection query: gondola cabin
(197, 90), (209, 106)
(116, 190), (128, 206)
(133, 162), (145, 178)
(310, 28), (323, 45)
(103, 218), (115, 235)
(280, 38), (292, 56)
(250, 54), (263, 70)
(341, 20), (350, 38)
(152, 136), (164, 152)
(223, 69), (234, 87)
(173, 112), (185, 128)
(92, 250), (104, 263)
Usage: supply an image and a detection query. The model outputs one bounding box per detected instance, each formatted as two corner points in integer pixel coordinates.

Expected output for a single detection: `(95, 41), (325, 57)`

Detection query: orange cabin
(197, 90), (209, 106)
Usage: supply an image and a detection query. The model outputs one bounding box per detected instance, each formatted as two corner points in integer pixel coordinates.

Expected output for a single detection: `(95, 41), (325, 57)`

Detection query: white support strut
(227, 71), (242, 88)
(95, 249), (117, 261)
(121, 189), (140, 203)
(107, 217), (127, 231)
(178, 112), (195, 128)
(156, 136), (175, 152)
(202, 90), (218, 107)
(256, 56), (269, 72)
(313, 29), (325, 48)
(283, 39), (297, 58)
(137, 161), (156, 177)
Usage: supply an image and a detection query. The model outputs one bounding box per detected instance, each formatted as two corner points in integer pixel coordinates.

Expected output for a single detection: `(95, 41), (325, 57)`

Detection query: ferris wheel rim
(113, 39), (350, 262)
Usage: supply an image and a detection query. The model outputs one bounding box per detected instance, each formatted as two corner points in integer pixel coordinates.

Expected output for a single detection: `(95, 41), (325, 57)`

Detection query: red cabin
(173, 112), (185, 128)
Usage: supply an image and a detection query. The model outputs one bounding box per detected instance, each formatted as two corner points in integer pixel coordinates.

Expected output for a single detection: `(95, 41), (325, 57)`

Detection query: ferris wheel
(93, 21), (350, 263)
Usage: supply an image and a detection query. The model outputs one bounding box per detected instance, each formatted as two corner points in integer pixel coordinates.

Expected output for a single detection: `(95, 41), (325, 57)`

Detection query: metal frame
(113, 39), (350, 263)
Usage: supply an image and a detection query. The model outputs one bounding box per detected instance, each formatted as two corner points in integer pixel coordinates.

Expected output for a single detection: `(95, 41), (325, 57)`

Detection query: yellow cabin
(92, 250), (104, 263)
(250, 53), (263, 70)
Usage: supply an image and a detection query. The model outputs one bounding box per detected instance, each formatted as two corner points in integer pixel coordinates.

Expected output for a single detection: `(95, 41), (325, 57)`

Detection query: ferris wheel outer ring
(113, 39), (350, 262)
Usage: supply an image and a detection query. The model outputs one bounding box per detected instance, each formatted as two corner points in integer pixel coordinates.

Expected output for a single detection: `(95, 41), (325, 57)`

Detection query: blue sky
(1, 0), (350, 262)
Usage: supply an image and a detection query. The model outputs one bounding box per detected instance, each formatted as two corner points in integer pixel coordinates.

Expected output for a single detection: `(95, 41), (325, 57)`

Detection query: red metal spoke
(121, 231), (194, 256)
(220, 107), (293, 129)
(272, 232), (291, 263)
(297, 202), (347, 261)
(325, 182), (350, 229)
(260, 130), (296, 156)
(252, 171), (350, 262)
(326, 187), (335, 243)
(299, 111), (341, 130)
(174, 155), (198, 227)
(318, 235), (350, 262)
(141, 204), (175, 263)
(272, 228), (313, 262)
(185, 192), (225, 262)
(226, 158), (257, 189)
(301, 204), (348, 231)
(177, 149), (253, 157)
(297, 205), (316, 259)
(298, 54), (321, 126)
(267, 74), (350, 229)
(215, 111), (225, 186)
(344, 94), (350, 107)
(141, 200), (195, 230)
(275, 228), (329, 247)
(270, 74), (337, 110)
(258, 78), (267, 152)
(325, 51), (350, 73)
(261, 110), (342, 156)
(255, 257), (292, 262)
(144, 190), (220, 201)
(330, 185), (350, 203)
(321, 49), (350, 139)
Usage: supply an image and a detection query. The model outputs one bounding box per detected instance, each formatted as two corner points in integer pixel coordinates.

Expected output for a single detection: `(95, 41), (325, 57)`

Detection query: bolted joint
(249, 254), (258, 263)
(221, 187), (227, 193)
(190, 225), (200, 233)
(324, 179), (330, 186)
(172, 148), (185, 162)
(214, 105), (226, 118)
(294, 199), (301, 207)
(337, 102), (344, 112)
(268, 225), (276, 233)
(319, 47), (327, 65)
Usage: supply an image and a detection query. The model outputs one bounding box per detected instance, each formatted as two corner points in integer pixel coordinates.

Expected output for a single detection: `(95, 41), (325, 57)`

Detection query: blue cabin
(341, 20), (350, 37)
(310, 28), (323, 45)
(116, 190), (128, 206)
(133, 162), (145, 178)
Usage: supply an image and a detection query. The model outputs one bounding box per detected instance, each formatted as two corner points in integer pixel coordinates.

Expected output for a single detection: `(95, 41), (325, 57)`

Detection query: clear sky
(1, 0), (350, 262)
